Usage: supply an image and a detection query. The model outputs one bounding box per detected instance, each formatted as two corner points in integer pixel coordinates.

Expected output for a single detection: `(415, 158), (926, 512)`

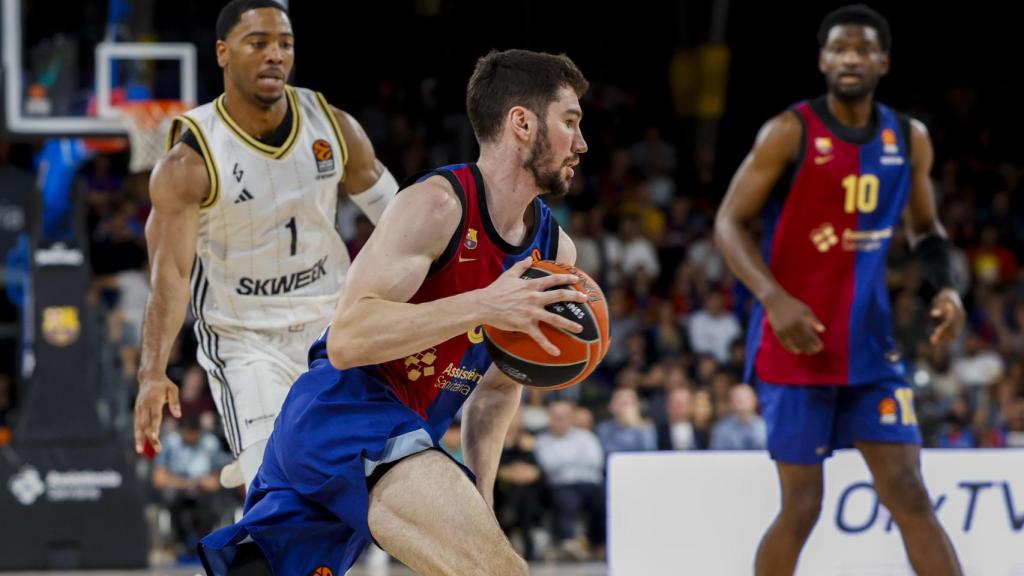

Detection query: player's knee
(877, 472), (932, 519)
(780, 490), (822, 534)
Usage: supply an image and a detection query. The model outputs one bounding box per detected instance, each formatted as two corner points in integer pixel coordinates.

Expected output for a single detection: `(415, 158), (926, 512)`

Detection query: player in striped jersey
(132, 0), (398, 491)
(715, 5), (963, 575)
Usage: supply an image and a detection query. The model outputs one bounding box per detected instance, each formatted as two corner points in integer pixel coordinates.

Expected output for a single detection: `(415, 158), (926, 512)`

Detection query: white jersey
(168, 86), (349, 331)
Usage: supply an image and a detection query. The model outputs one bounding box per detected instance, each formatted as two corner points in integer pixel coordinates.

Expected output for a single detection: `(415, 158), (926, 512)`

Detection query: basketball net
(119, 100), (187, 174)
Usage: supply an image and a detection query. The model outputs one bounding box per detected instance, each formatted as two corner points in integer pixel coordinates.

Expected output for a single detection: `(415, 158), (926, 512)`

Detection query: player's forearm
(461, 375), (522, 506)
(138, 266), (191, 379)
(714, 215), (785, 303)
(327, 290), (487, 369)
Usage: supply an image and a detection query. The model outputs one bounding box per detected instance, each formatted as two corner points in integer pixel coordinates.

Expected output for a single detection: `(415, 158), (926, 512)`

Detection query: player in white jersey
(133, 0), (398, 489)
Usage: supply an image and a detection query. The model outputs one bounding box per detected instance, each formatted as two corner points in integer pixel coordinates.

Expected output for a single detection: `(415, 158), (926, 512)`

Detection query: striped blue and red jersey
(310, 163), (560, 437)
(746, 97), (913, 386)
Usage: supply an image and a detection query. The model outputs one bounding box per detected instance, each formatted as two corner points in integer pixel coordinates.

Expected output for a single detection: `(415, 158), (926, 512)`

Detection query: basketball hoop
(118, 100), (188, 173)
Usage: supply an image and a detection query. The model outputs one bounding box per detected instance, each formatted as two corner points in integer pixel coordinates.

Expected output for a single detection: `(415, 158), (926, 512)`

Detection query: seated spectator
(519, 387), (550, 433)
(693, 354), (720, 389)
(621, 331), (651, 371)
(650, 299), (687, 359)
(665, 364), (692, 390)
(535, 401), (605, 561)
(710, 384), (767, 450)
(495, 410), (545, 561)
(152, 414), (232, 555)
(596, 388), (656, 455)
(656, 386), (696, 450)
(605, 214), (661, 285)
(640, 362), (669, 396)
(687, 292), (741, 363)
(916, 344), (961, 402)
(709, 370), (736, 417)
(573, 404), (596, 431)
(952, 331), (1005, 409)
(686, 232), (725, 285)
(725, 339), (746, 380)
(691, 389), (714, 449)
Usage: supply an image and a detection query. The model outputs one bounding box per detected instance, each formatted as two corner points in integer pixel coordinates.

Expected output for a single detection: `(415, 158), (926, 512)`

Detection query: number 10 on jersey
(842, 174), (879, 214)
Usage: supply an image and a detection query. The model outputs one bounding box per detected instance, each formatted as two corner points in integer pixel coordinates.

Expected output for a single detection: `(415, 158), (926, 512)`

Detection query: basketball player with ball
(199, 49), (609, 576)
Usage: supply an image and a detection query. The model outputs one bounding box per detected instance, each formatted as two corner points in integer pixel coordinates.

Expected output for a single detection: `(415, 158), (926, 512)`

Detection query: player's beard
(828, 74), (879, 103)
(524, 121), (571, 197)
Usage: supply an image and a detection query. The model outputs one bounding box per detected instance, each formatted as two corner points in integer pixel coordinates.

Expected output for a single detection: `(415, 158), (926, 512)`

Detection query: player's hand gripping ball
(484, 261), (609, 390)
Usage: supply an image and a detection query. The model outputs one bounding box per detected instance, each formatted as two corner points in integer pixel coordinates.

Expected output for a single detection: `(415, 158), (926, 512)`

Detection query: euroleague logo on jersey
(881, 128), (899, 154)
(312, 139), (335, 175)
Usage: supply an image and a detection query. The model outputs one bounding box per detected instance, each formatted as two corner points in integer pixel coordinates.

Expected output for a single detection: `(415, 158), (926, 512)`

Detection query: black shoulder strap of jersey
(178, 127), (203, 157)
(546, 209), (561, 261)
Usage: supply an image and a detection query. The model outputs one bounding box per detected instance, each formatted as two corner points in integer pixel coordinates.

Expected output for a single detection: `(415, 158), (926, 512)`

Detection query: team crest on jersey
(810, 223), (839, 253)
(312, 139), (335, 175)
(879, 397), (898, 425)
(42, 306), (80, 347)
(814, 137), (833, 154)
(404, 348), (438, 381)
(464, 228), (478, 249)
(882, 128), (899, 154)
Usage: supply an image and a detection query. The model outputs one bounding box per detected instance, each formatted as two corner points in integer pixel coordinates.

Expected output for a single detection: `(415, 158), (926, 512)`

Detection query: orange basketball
(311, 567), (333, 576)
(484, 261), (609, 390)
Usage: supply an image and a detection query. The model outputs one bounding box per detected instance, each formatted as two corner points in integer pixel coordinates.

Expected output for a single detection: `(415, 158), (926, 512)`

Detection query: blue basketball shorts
(756, 377), (922, 465)
(198, 358), (472, 575)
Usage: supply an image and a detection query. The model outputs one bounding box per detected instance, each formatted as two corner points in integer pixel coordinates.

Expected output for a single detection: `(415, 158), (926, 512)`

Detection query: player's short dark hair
(466, 49), (589, 144)
(817, 4), (891, 51)
(216, 0), (289, 41)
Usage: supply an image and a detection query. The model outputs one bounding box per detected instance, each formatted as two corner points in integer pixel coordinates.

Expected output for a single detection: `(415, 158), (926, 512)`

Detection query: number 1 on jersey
(286, 217), (297, 256)
(842, 174), (879, 214)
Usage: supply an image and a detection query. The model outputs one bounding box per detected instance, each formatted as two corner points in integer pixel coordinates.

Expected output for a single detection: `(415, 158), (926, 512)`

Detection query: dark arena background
(1, 0), (1021, 574)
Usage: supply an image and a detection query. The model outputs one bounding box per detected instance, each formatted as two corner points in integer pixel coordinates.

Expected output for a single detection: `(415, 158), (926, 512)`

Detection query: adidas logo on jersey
(234, 189), (254, 204)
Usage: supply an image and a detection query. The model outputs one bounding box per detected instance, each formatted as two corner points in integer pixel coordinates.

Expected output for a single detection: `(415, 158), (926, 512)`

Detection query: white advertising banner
(608, 450), (1024, 576)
